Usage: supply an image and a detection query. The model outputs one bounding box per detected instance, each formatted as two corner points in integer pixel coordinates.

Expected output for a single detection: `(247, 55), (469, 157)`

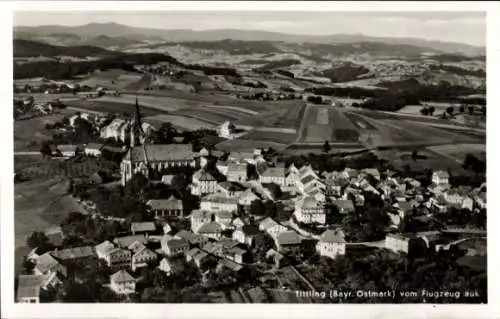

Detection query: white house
(162, 237), (189, 257)
(294, 196), (325, 224)
(84, 143), (104, 157)
(131, 246), (157, 271)
(238, 188), (260, 207)
(316, 229), (346, 259)
(196, 222), (223, 240)
(158, 257), (184, 276)
(109, 270), (136, 295)
(190, 169), (218, 196)
(260, 166), (286, 186)
(232, 224), (260, 247)
(432, 170), (450, 186)
(200, 194), (239, 212)
(259, 217), (288, 237)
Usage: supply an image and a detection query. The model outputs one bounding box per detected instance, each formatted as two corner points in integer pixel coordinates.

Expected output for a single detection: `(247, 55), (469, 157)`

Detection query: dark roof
(126, 144), (195, 162)
(113, 235), (147, 248)
(277, 231), (301, 246)
(197, 222), (222, 234)
(241, 224), (260, 236)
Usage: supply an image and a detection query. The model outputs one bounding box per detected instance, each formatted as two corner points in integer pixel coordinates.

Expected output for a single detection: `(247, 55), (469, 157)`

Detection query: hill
(14, 23), (484, 56)
(13, 39), (121, 58)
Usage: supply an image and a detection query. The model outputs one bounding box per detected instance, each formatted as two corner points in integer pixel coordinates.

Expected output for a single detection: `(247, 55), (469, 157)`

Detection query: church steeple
(130, 96), (145, 147)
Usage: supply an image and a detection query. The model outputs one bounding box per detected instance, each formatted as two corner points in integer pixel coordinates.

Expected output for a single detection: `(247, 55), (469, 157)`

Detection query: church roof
(126, 144), (195, 162)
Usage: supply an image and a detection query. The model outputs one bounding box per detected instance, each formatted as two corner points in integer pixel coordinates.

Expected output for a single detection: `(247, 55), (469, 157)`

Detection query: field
(234, 101), (306, 129)
(374, 148), (464, 171)
(14, 110), (73, 152)
(142, 114), (215, 131)
(66, 99), (167, 116)
(427, 143), (486, 163)
(342, 111), (378, 131)
(239, 130), (297, 145)
(216, 139), (289, 152)
(76, 69), (144, 90)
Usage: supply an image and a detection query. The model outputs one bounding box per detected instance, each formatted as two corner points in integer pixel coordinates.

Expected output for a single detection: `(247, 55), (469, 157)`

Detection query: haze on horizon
(14, 11), (486, 47)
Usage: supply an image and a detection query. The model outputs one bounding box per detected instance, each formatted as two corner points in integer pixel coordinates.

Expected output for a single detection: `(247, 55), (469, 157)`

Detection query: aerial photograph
(13, 10), (486, 304)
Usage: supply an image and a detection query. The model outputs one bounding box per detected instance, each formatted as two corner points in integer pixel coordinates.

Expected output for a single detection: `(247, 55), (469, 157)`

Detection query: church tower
(130, 96), (145, 147)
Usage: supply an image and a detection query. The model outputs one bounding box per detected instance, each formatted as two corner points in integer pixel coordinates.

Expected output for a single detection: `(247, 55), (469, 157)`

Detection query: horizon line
(13, 22), (484, 48)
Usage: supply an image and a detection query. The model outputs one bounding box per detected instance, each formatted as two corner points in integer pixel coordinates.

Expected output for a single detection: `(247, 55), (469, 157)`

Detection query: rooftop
(202, 194), (239, 204)
(110, 270), (135, 283)
(319, 229), (346, 243)
(51, 246), (95, 260)
(277, 231), (302, 246)
(147, 196), (183, 210)
(113, 235), (147, 248)
(131, 222), (156, 233)
(261, 167), (285, 178)
(126, 144), (195, 163)
(197, 222), (223, 234)
(193, 169), (216, 182)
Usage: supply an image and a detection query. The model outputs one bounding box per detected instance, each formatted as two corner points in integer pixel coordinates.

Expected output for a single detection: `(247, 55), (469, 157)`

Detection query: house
(432, 170), (450, 185)
(105, 248), (132, 268)
(224, 246), (248, 264)
(158, 257), (184, 276)
(84, 143), (104, 157)
(266, 249), (285, 268)
(384, 233), (427, 255)
(175, 230), (208, 247)
(232, 224), (260, 247)
(275, 231), (302, 253)
(215, 211), (233, 229)
(162, 237), (189, 257)
(219, 121), (236, 139)
(259, 217), (288, 237)
(362, 168), (381, 181)
(227, 163), (247, 182)
(44, 226), (64, 247)
(16, 275), (43, 303)
(49, 246), (95, 262)
(216, 160), (229, 176)
(462, 197), (474, 210)
(110, 270), (136, 295)
(316, 229), (346, 259)
(161, 175), (175, 186)
(217, 258), (244, 273)
(147, 196), (184, 218)
(163, 223), (172, 235)
(121, 144), (196, 185)
(238, 188), (260, 207)
(191, 210), (215, 233)
(131, 246), (157, 271)
(217, 181), (246, 198)
(190, 169), (218, 195)
(196, 222), (223, 240)
(57, 144), (79, 158)
(260, 166), (286, 186)
(331, 199), (355, 214)
(294, 196), (325, 224)
(229, 151), (255, 164)
(185, 248), (212, 269)
(131, 222), (156, 235)
(33, 253), (67, 278)
(232, 217), (245, 229)
(113, 235), (147, 248)
(95, 240), (115, 260)
(200, 194), (239, 212)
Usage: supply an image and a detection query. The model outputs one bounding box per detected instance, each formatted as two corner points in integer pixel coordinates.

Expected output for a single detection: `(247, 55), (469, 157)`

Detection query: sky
(13, 11), (486, 46)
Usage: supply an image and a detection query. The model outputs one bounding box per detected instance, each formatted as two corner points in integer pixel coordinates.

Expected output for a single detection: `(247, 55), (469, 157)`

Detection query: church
(120, 98), (197, 186)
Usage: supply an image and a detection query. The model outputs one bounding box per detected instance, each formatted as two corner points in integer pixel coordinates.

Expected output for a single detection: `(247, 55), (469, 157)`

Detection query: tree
(481, 106), (486, 117)
(468, 106), (475, 115)
(26, 231), (53, 254)
(249, 199), (267, 216)
(411, 150), (418, 161)
(419, 108), (429, 116)
(459, 105), (465, 113)
(322, 140), (331, 153)
(40, 143), (53, 157)
(446, 106), (454, 116)
(171, 174), (188, 194)
(428, 106), (435, 116)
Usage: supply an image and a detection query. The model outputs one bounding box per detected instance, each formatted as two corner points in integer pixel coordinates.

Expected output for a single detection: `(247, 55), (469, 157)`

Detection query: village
(15, 96), (487, 303)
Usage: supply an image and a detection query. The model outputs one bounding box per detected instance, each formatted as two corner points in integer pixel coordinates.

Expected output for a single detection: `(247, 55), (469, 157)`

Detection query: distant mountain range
(14, 22), (485, 56)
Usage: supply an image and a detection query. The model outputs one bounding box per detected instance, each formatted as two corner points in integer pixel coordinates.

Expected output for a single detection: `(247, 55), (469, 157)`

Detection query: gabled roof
(218, 238), (240, 249)
(276, 231), (301, 246)
(113, 235), (147, 248)
(301, 196), (321, 209)
(193, 169), (216, 182)
(319, 229), (346, 243)
(259, 217), (279, 230)
(202, 194), (239, 204)
(95, 240), (115, 255)
(165, 238), (189, 250)
(127, 144), (195, 162)
(215, 210), (233, 220)
(51, 246), (94, 260)
(85, 143), (104, 151)
(57, 144), (78, 152)
(261, 166), (285, 178)
(131, 222), (156, 233)
(332, 199), (355, 212)
(227, 163), (247, 173)
(110, 270), (135, 283)
(35, 253), (64, 275)
(147, 196), (183, 210)
(197, 222), (223, 234)
(128, 240), (147, 253)
(218, 181), (246, 192)
(219, 258), (243, 272)
(433, 170), (450, 178)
